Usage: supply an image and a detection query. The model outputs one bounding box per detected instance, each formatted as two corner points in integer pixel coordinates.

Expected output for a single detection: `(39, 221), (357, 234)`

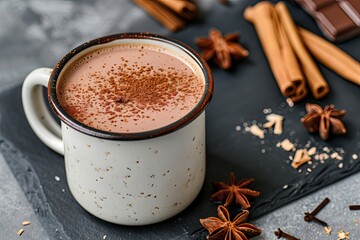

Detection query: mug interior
(49, 33), (213, 140)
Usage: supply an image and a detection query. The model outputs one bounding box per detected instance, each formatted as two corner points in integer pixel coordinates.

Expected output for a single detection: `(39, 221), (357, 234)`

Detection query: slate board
(0, 0), (359, 239)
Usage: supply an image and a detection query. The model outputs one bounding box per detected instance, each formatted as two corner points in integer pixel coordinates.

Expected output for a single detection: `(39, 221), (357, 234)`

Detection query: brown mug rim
(48, 32), (214, 140)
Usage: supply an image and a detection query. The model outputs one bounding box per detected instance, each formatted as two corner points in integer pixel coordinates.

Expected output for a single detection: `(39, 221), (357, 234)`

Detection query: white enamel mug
(22, 33), (213, 225)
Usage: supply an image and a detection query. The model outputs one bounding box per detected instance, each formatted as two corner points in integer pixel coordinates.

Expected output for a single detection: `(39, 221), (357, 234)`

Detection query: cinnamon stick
(156, 0), (197, 20)
(275, 2), (329, 99)
(133, 0), (186, 32)
(244, 2), (296, 97)
(291, 81), (308, 102)
(273, 12), (304, 88)
(272, 9), (307, 102)
(299, 28), (360, 86)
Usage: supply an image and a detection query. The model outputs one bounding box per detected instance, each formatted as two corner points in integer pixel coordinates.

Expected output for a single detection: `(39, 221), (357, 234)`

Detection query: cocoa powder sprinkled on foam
(57, 44), (204, 133)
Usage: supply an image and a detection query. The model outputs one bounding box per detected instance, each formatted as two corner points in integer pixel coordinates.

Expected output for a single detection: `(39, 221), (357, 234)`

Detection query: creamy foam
(57, 43), (205, 133)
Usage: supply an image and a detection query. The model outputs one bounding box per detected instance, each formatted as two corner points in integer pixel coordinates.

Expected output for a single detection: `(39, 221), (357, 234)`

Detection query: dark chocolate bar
(295, 0), (360, 41)
(302, 0), (333, 11)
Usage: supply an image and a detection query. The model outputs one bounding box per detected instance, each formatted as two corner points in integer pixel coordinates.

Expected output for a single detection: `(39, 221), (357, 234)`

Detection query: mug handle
(22, 68), (64, 155)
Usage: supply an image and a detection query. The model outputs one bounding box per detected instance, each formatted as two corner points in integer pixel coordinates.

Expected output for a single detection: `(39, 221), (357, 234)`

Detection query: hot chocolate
(57, 43), (205, 133)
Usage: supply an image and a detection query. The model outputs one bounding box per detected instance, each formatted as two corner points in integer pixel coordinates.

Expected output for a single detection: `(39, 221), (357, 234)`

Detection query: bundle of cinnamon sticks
(133, 0), (197, 32)
(244, 1), (360, 102)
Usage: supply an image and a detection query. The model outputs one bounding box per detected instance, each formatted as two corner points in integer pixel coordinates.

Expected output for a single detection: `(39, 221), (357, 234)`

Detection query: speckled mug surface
(22, 33), (213, 225)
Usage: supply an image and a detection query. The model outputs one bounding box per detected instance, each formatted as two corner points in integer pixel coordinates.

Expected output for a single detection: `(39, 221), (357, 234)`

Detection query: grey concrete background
(0, 0), (359, 239)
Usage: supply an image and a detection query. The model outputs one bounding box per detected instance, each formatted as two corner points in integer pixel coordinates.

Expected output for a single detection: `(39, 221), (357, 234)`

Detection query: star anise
(200, 205), (262, 240)
(301, 103), (346, 141)
(195, 28), (249, 70)
(211, 172), (260, 209)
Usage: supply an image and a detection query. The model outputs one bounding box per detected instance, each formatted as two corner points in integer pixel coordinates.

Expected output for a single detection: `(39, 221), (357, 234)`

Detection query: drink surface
(57, 43), (204, 133)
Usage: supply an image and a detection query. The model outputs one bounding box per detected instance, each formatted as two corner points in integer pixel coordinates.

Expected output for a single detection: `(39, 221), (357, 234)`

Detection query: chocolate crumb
(249, 125), (264, 139)
(307, 147), (316, 156)
(279, 139), (294, 152)
(17, 229), (24, 236)
(324, 226), (332, 235)
(292, 149), (311, 169)
(263, 113), (284, 134)
(21, 221), (31, 226)
(323, 147), (330, 153)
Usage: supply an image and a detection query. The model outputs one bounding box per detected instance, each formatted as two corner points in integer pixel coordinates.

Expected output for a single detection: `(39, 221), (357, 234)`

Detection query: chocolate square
(340, 0), (360, 25)
(303, 0), (333, 11)
(295, 0), (360, 41)
(316, 2), (357, 40)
